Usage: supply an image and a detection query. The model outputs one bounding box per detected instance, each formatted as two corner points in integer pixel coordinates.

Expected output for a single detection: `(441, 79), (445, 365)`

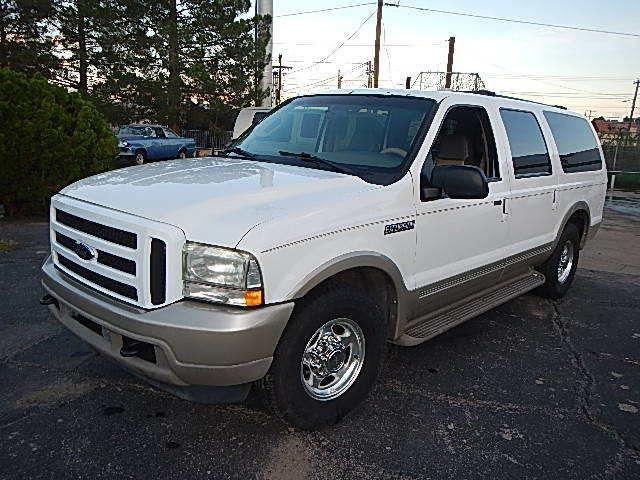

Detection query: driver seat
(434, 132), (473, 166)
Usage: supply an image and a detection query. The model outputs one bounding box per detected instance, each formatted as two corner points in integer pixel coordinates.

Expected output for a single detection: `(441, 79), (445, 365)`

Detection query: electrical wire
(276, 2), (376, 18)
(288, 9), (377, 75)
(395, 4), (640, 38)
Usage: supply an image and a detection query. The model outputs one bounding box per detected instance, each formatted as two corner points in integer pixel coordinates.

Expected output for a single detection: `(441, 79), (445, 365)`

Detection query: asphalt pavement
(0, 206), (639, 479)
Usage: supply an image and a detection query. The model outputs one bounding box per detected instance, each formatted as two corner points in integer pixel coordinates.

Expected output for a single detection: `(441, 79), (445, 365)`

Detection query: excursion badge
(384, 220), (415, 235)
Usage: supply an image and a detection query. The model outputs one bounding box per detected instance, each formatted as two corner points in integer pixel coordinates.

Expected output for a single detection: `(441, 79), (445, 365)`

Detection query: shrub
(0, 68), (117, 216)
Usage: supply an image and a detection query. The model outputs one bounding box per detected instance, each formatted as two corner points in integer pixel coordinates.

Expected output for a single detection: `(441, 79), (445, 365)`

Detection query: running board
(397, 271), (546, 346)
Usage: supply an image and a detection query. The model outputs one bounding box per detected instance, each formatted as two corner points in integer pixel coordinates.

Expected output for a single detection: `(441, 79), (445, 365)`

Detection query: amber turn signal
(244, 289), (263, 307)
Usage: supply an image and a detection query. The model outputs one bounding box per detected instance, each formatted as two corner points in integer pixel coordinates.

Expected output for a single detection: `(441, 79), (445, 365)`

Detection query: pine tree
(0, 0), (59, 78)
(91, 0), (271, 130)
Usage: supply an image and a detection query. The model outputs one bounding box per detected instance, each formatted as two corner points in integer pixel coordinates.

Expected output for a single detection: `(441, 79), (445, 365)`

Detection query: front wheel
(535, 223), (580, 299)
(178, 149), (187, 159)
(134, 150), (146, 165)
(259, 283), (387, 429)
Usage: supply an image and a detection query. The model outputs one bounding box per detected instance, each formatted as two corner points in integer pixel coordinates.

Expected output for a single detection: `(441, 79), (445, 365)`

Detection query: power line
(276, 2), (376, 18)
(289, 9), (377, 75)
(487, 63), (627, 96)
(395, 4), (640, 38)
(483, 74), (636, 82)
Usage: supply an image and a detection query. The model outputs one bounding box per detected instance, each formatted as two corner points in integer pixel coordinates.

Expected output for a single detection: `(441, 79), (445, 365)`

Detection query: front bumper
(116, 151), (136, 166)
(41, 256), (294, 402)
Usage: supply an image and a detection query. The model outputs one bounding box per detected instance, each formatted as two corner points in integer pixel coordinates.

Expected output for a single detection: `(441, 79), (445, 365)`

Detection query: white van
(232, 107), (271, 139)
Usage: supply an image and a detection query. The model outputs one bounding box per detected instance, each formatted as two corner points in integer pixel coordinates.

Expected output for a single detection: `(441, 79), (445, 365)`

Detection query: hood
(60, 157), (373, 247)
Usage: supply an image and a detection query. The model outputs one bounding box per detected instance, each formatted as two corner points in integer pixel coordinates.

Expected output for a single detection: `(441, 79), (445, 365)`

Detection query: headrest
(436, 133), (472, 161)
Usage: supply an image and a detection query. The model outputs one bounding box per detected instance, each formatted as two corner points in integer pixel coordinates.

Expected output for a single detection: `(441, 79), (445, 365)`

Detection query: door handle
(493, 200), (502, 206)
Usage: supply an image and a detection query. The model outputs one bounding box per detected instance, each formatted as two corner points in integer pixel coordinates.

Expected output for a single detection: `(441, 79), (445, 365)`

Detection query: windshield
(235, 95), (436, 184)
(119, 125), (155, 137)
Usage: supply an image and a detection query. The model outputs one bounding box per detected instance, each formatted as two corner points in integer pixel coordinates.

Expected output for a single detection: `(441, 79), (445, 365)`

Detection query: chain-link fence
(599, 132), (640, 191)
(181, 129), (233, 151)
(600, 132), (640, 173)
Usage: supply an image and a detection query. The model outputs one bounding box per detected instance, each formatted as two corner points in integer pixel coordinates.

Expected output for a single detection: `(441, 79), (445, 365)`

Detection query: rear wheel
(535, 223), (580, 299)
(259, 283), (387, 430)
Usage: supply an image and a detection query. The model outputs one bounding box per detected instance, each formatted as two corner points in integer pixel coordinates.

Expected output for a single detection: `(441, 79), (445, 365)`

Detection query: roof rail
(465, 90), (567, 110)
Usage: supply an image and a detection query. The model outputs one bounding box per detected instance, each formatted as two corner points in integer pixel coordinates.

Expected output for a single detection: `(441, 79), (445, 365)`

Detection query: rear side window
(500, 109), (552, 178)
(544, 112), (603, 173)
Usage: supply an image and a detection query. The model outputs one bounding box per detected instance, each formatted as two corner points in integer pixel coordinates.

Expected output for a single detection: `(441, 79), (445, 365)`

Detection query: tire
(535, 223), (580, 299)
(178, 149), (187, 159)
(259, 282), (387, 430)
(134, 150), (146, 165)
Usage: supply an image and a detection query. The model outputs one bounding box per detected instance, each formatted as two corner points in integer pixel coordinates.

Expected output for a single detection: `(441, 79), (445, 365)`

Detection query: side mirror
(422, 165), (489, 200)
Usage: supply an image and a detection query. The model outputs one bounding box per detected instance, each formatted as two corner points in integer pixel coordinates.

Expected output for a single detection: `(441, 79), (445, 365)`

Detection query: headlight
(118, 141), (130, 148)
(182, 242), (263, 307)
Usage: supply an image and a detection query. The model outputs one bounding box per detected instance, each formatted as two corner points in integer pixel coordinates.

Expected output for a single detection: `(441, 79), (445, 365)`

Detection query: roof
(302, 88), (576, 117)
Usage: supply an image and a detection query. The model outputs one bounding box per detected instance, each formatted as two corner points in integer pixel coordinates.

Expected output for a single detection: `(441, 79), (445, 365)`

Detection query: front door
(412, 100), (511, 317)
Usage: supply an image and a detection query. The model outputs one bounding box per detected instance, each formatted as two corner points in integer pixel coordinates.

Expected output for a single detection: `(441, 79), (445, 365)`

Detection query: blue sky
(267, 0), (640, 118)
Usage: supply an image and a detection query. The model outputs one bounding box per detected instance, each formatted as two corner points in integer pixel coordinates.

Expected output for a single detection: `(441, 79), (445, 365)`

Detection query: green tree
(0, 0), (59, 78)
(0, 68), (117, 216)
(90, 0), (271, 130)
(55, 0), (150, 98)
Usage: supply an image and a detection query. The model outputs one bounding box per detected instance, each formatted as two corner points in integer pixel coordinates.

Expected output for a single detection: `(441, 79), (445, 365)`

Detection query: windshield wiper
(220, 146), (256, 159)
(278, 150), (360, 178)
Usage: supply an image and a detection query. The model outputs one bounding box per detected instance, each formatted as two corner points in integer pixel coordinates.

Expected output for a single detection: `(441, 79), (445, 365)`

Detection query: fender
(288, 251), (412, 336)
(555, 201), (592, 249)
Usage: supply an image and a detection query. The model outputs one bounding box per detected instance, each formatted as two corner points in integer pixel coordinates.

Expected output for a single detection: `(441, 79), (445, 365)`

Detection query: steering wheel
(380, 147), (408, 157)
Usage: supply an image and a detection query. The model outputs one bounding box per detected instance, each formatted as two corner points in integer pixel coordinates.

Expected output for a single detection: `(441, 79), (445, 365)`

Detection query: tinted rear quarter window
(544, 112), (603, 173)
(500, 109), (552, 177)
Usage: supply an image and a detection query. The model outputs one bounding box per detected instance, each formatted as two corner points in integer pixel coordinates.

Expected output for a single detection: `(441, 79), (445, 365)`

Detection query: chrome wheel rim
(135, 153), (144, 165)
(557, 240), (574, 284)
(300, 318), (365, 401)
(179, 150), (186, 159)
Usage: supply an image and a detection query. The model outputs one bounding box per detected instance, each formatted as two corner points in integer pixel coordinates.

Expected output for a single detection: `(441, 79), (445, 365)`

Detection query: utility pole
(445, 36), (455, 89)
(273, 53), (291, 105)
(373, 0), (383, 87)
(628, 79), (639, 131)
(337, 70), (343, 89)
(257, 0), (273, 107)
(366, 61), (373, 88)
(405, 77), (411, 89)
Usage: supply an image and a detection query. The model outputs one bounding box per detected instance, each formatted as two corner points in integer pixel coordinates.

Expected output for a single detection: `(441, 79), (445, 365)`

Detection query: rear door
(498, 107), (559, 255)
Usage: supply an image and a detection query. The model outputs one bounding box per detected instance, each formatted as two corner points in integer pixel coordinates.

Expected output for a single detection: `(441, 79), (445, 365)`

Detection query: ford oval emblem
(72, 241), (96, 261)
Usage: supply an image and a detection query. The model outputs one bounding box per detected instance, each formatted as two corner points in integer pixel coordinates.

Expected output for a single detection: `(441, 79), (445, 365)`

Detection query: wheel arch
(556, 201), (591, 249)
(289, 252), (411, 339)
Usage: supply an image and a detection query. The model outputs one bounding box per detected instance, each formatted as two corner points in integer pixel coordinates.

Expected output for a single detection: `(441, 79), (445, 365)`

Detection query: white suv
(41, 89), (607, 429)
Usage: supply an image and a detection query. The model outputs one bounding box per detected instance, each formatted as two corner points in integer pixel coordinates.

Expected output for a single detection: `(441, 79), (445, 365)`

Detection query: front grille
(51, 198), (180, 308)
(150, 239), (167, 305)
(58, 253), (138, 300)
(98, 250), (136, 275)
(56, 209), (137, 249)
(55, 232), (136, 275)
